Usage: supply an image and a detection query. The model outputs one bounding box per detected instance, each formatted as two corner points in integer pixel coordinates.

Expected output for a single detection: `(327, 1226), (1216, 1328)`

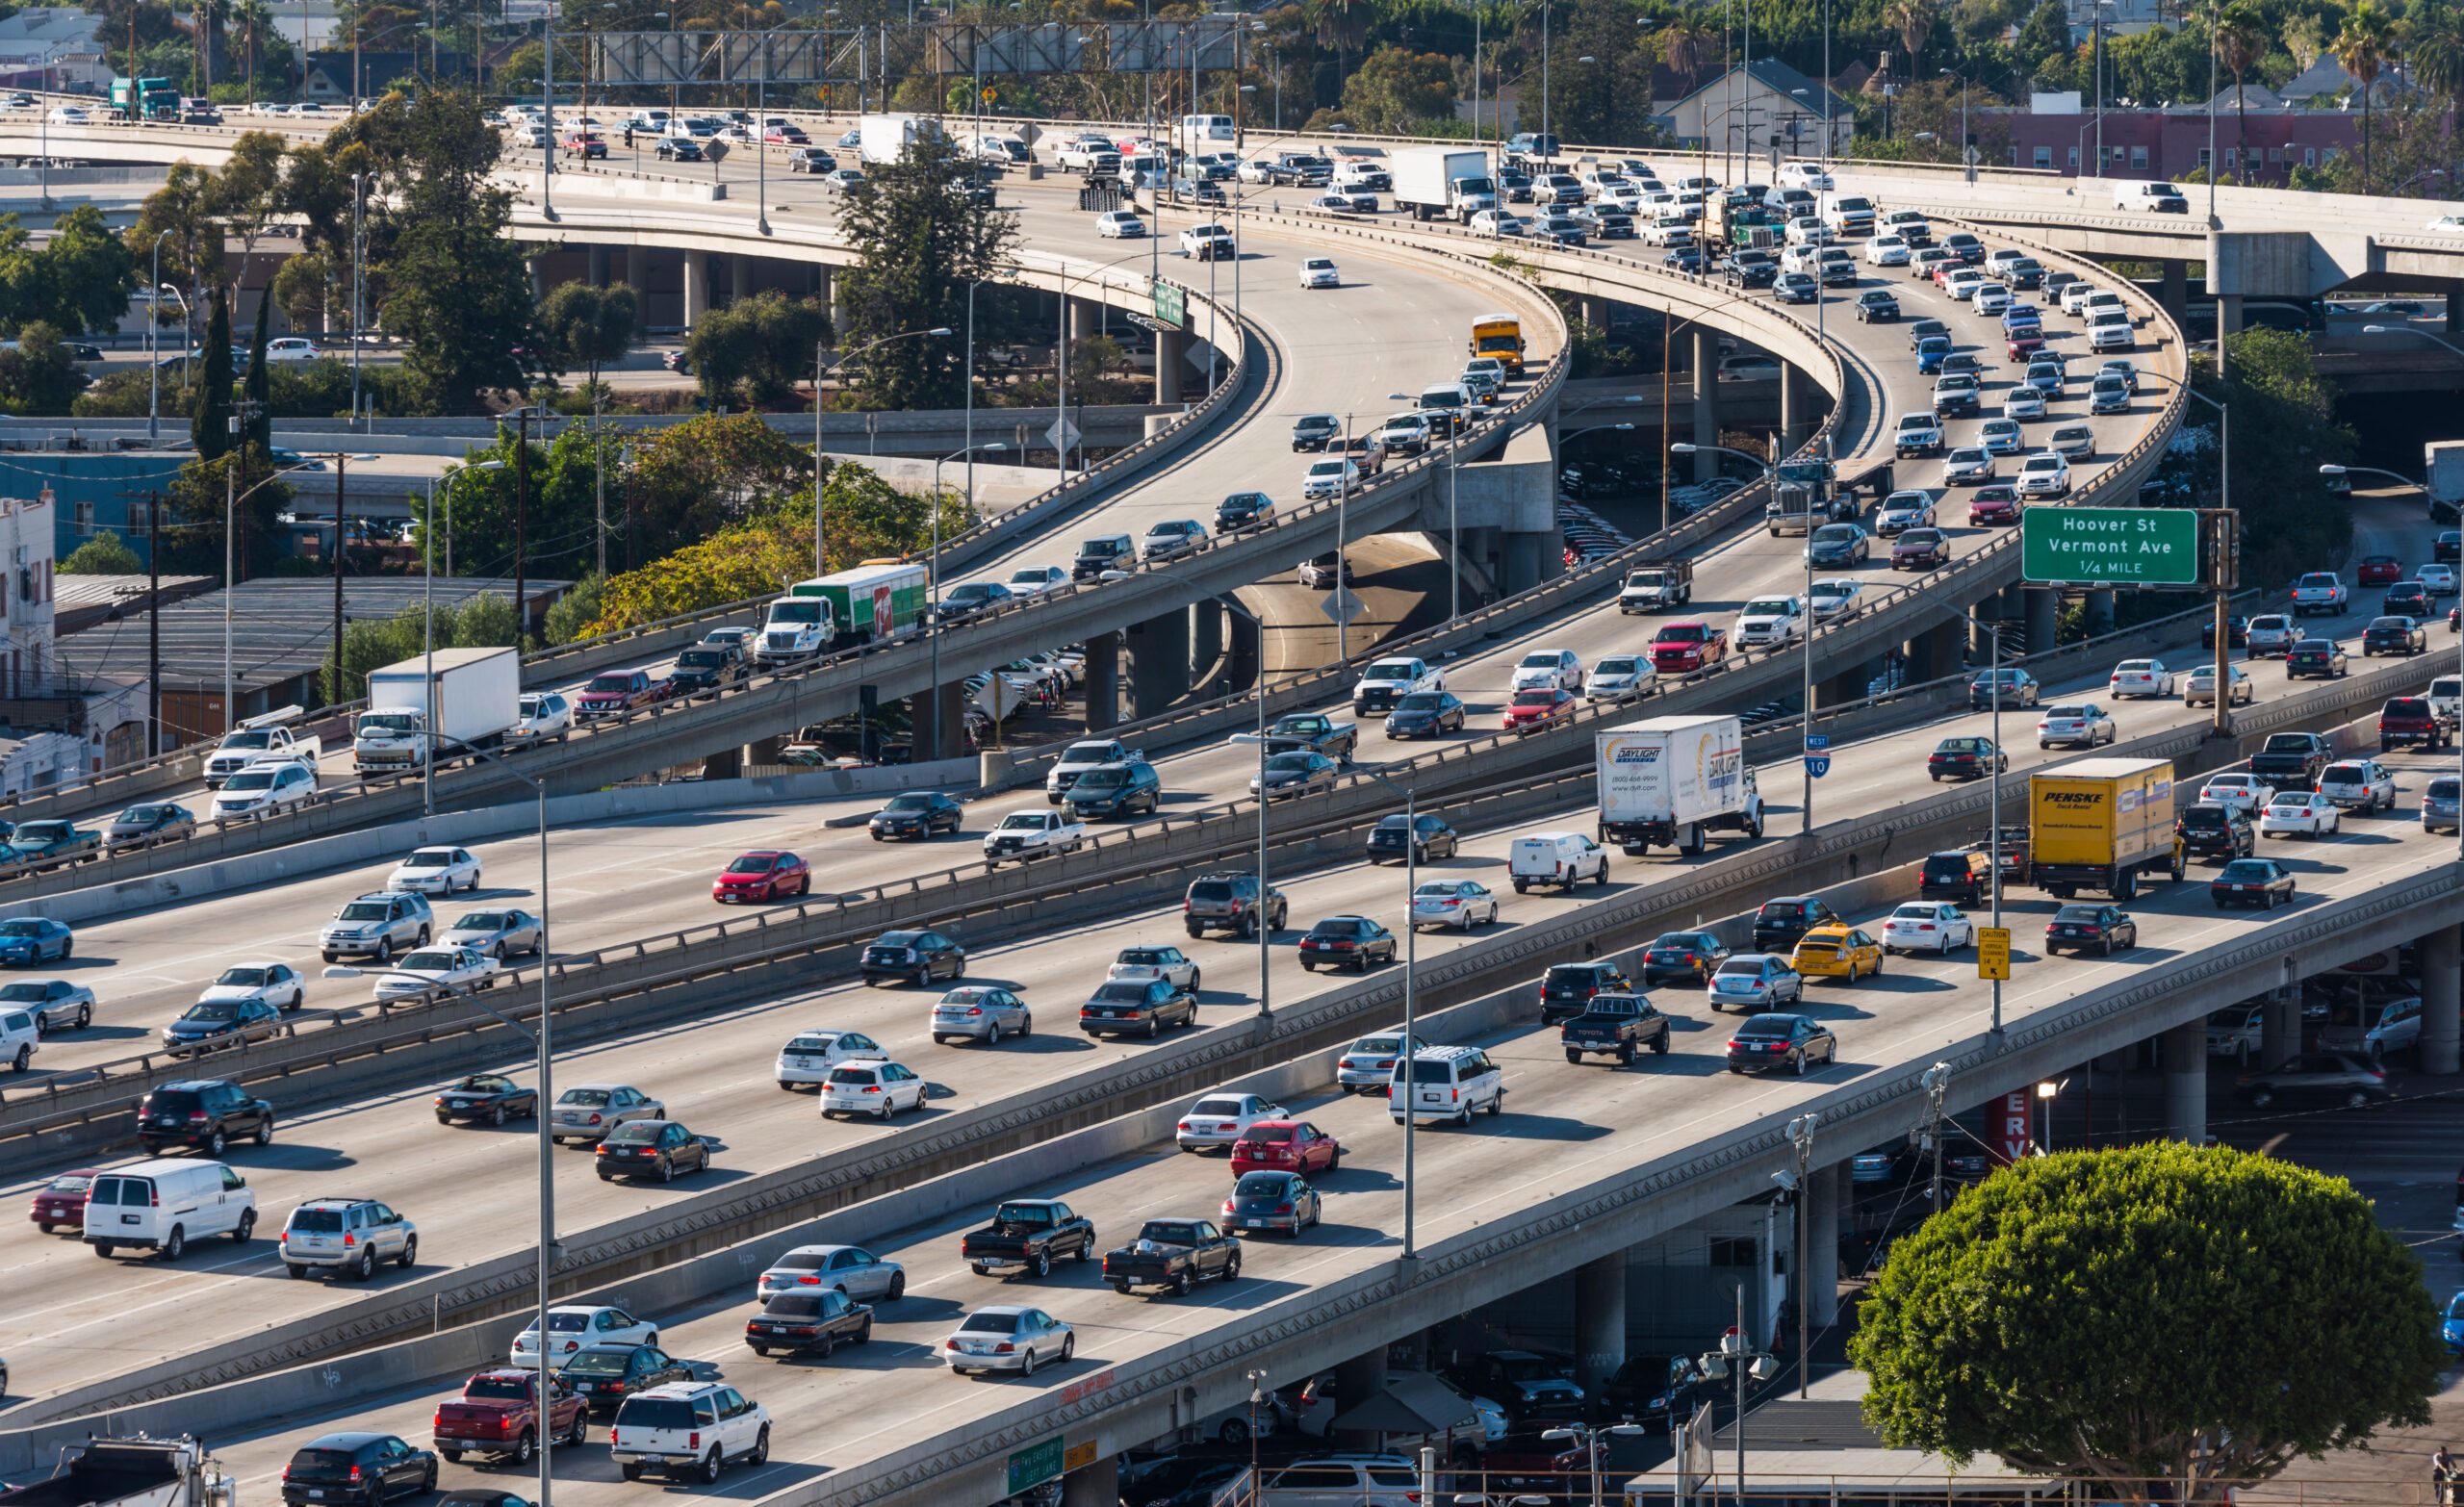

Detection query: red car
(1649, 621), (1728, 674)
(561, 132), (607, 159)
(29, 1167), (97, 1233)
(577, 669), (657, 718)
(1968, 486), (2021, 525)
(713, 850), (811, 904)
(764, 123), (809, 144)
(1229, 1119), (1341, 1177)
(2358, 554), (2404, 585)
(2006, 330), (2045, 360)
(1503, 688), (1576, 732)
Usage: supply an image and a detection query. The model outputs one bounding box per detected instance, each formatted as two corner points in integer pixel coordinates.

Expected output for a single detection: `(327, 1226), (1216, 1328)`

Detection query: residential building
(1990, 88), (2359, 182)
(0, 10), (111, 93)
(1658, 60), (1853, 161)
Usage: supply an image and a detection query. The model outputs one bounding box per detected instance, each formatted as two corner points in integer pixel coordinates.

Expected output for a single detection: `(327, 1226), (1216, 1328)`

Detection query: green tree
(535, 280), (638, 406)
(192, 286), (233, 459)
(0, 322), (89, 414)
(626, 411), (812, 542)
(2406, 0), (2464, 121)
(685, 290), (832, 410)
(34, 206), (137, 337)
(273, 249), (336, 336)
(1332, 44), (1457, 133)
(1852, 1143), (2440, 1500)
(164, 447), (291, 577)
(2332, 0), (2398, 192)
(61, 531), (144, 575)
(243, 282), (272, 453)
(2196, 324), (2353, 582)
(208, 131), (291, 285)
(2016, 0), (2077, 82)
(2210, 1), (2267, 179)
(414, 422), (603, 583)
(541, 569), (606, 645)
(833, 132), (1015, 412)
(450, 590), (520, 648)
(126, 163), (227, 331)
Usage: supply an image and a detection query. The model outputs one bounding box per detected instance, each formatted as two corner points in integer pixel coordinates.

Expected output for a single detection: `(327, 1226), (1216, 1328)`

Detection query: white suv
(1732, 596), (1806, 647)
(610, 1382), (771, 1484)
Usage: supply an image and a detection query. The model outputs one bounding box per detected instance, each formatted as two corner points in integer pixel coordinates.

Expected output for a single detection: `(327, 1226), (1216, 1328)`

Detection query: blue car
(1915, 336), (1952, 374)
(0, 916), (72, 965)
(2447, 1291), (2464, 1355)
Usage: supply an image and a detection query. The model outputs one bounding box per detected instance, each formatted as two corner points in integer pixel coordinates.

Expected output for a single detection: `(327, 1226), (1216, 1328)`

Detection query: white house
(1659, 61), (1853, 161)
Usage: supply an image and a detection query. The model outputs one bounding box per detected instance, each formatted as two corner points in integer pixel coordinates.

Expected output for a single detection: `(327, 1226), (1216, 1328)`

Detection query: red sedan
(1503, 688), (1576, 732)
(1230, 1120), (1341, 1177)
(713, 850), (811, 904)
(29, 1167), (98, 1233)
(2358, 554), (2404, 585)
(1968, 486), (2021, 525)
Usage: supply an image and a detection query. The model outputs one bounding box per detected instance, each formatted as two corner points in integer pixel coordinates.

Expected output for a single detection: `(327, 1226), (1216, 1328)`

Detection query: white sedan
(1881, 902), (1974, 955)
(1864, 234), (1911, 266)
(819, 1060), (928, 1118)
(1410, 880), (1501, 931)
(372, 946), (500, 1001)
(2422, 563), (2460, 597)
(265, 337), (323, 364)
(386, 845), (483, 895)
(1004, 565), (1069, 598)
(774, 1028), (890, 1087)
(2197, 774), (2277, 815)
(1876, 492), (1936, 533)
(1298, 257), (1341, 289)
(1094, 210), (1147, 239)
(2184, 663), (2255, 707)
(198, 961), (306, 1013)
(1943, 448), (1996, 486)
(2108, 659), (2175, 699)
(46, 106), (90, 124)
(1469, 211), (1529, 238)
(1174, 1090), (1289, 1153)
(2002, 388), (2047, 421)
(944, 1306), (1074, 1376)
(511, 1305), (658, 1368)
(1809, 579), (1863, 620)
(2258, 792), (2342, 838)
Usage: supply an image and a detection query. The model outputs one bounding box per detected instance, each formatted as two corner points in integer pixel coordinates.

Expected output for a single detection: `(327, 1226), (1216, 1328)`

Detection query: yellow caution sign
(1978, 927), (2012, 982)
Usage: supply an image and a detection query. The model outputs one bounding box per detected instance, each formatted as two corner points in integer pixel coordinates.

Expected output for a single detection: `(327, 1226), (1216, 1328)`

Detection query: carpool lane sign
(2020, 506), (2199, 587)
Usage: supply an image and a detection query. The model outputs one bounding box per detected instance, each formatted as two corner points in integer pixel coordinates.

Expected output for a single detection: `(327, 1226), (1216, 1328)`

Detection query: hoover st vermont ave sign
(2019, 506), (2202, 588)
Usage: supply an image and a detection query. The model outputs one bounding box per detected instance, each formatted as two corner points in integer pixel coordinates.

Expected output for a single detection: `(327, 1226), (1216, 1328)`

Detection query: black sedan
(2210, 857), (2297, 909)
(1366, 813), (1458, 864)
(1925, 736), (2006, 781)
(869, 792), (964, 840)
(1662, 246), (1706, 274)
(1641, 932), (1730, 985)
(2286, 640), (2349, 678)
(2200, 614), (2250, 650)
(937, 581), (1015, 623)
(433, 1072), (538, 1125)
(594, 1118), (715, 1183)
(2385, 584), (2433, 618)
(1384, 690), (1467, 738)
(560, 1341), (693, 1412)
(2234, 1052), (2390, 1111)
(1297, 916), (1398, 972)
(2044, 903), (2136, 957)
(106, 803), (196, 847)
(2362, 615), (2427, 655)
(1221, 1169), (1322, 1237)
(744, 1289), (872, 1358)
(1079, 977), (1197, 1036)
(1725, 1014), (1837, 1076)
(1855, 290), (1900, 322)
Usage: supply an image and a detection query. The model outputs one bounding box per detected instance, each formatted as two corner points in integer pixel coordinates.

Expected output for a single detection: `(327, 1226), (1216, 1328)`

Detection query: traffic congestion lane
(191, 733), (2464, 1505)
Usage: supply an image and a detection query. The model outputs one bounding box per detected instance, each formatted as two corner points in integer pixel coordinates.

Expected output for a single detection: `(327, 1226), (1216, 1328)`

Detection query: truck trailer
(1595, 715), (1765, 856)
(1391, 146), (1497, 222)
(354, 646), (522, 775)
(2028, 756), (2177, 899)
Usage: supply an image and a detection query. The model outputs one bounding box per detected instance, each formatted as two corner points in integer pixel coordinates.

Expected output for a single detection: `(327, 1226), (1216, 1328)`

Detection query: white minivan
(83, 1158), (258, 1260)
(1389, 1045), (1504, 1127)
(1509, 831), (1610, 891)
(0, 1003), (34, 1072)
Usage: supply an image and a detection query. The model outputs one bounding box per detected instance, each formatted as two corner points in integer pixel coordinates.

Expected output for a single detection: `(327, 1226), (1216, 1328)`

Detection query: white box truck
(1594, 715), (1765, 856)
(354, 646), (522, 775)
(0, 1436), (235, 1507)
(2426, 439), (2464, 523)
(860, 112), (940, 166)
(1392, 146), (1496, 222)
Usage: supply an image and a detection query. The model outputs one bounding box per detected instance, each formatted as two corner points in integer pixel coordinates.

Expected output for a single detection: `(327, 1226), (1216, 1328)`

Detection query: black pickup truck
(2249, 732), (2333, 786)
(1101, 1219), (1243, 1296)
(1263, 712), (1358, 760)
(1561, 993), (1672, 1064)
(961, 1198), (1098, 1279)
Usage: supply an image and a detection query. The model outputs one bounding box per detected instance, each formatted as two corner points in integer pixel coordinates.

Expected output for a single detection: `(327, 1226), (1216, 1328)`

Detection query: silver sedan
(930, 985), (1032, 1044)
(441, 907), (545, 959)
(757, 1244), (908, 1304)
(0, 978), (93, 1034)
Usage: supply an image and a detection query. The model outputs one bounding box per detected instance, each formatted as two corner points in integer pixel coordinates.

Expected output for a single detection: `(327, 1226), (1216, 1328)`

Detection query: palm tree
(1658, 8), (1715, 93)
(2333, 0), (2398, 191)
(231, 0), (272, 100)
(2407, 0), (2464, 135)
(1885, 0), (1936, 81)
(1304, 0), (1370, 82)
(2209, 0), (2264, 180)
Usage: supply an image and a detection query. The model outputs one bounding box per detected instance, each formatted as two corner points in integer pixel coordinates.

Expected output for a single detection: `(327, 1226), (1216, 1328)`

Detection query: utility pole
(1922, 1062), (1952, 1215)
(147, 494), (161, 754)
(513, 411), (530, 647)
(330, 452), (348, 707)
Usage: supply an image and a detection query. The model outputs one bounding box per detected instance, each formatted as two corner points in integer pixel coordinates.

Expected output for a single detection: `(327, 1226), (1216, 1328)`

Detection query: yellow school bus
(1469, 313), (1526, 374)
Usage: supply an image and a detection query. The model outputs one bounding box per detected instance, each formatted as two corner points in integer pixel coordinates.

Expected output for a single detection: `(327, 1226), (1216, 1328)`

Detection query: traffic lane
(193, 739), (2464, 1499)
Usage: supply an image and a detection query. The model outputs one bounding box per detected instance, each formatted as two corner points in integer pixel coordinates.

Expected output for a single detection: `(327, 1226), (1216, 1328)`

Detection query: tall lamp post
(1388, 391), (1469, 623)
(422, 459), (506, 816)
(1352, 762), (1423, 1263)
(147, 231), (171, 445)
(1676, 440), (1815, 830)
(810, 327), (953, 575)
(323, 730), (554, 1507)
(1223, 600), (1278, 1023)
(1963, 610), (2010, 1033)
(1054, 250), (1159, 486)
(1695, 1290), (1780, 1503)
(925, 441), (1007, 758)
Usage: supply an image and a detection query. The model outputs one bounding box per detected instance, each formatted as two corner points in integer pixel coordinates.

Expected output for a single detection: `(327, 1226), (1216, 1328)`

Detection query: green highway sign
(1007, 1440), (1065, 1495)
(1152, 280), (1186, 331)
(2019, 506), (2201, 587)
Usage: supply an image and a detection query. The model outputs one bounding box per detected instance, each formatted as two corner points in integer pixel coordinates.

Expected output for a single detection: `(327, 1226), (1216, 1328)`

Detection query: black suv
(2175, 802), (2254, 861)
(280, 1434), (437, 1507)
(137, 1079), (274, 1157)
(665, 643), (745, 695)
(1061, 760), (1164, 820)
(1724, 251), (1778, 289)
(859, 929), (967, 986)
(1291, 414), (1342, 451)
(1751, 896), (1839, 952)
(1184, 872), (1289, 938)
(1538, 961), (1633, 1024)
(1918, 850), (1992, 904)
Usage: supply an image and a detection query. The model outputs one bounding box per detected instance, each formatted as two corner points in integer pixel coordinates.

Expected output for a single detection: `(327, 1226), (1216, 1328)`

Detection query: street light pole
(1787, 1112), (1815, 1398)
(424, 461), (503, 817)
(811, 327), (953, 574)
(1355, 764), (1420, 1261)
(148, 232), (170, 445)
(926, 441), (1007, 759)
(1224, 600), (1274, 1022)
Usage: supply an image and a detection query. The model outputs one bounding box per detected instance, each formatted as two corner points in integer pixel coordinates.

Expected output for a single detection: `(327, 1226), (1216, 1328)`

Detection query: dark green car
(1063, 760), (1163, 820)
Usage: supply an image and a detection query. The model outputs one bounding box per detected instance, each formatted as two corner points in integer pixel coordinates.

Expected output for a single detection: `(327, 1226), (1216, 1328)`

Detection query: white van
(1417, 382), (1473, 435)
(83, 1158), (258, 1260)
(2113, 180), (2188, 213)
(1389, 1045), (1504, 1127)
(0, 1003), (34, 1071)
(1509, 831), (1610, 891)
(1175, 114), (1235, 152)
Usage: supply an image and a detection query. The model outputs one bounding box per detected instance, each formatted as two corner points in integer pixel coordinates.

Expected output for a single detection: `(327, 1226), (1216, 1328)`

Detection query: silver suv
(1183, 872), (1290, 939)
(320, 891), (433, 963)
(280, 1196), (417, 1280)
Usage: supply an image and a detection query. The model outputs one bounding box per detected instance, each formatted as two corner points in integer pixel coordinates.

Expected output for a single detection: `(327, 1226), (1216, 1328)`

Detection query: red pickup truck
(433, 1369), (589, 1464)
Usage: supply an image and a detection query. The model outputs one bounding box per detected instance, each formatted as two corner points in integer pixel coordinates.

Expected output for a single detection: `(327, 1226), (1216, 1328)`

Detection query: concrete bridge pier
(1190, 598), (1223, 681)
(683, 249), (709, 330)
(1060, 1455), (1116, 1507)
(727, 253), (748, 305)
(2422, 925), (2461, 1075)
(1502, 530), (1554, 594)
(1333, 1347), (1390, 1452)
(1817, 658), (1878, 708)
(1779, 369), (1806, 457)
(1082, 630), (1121, 732)
(1906, 619), (1965, 683)
(2163, 1019), (2207, 1142)
(1154, 326), (1187, 404)
(2159, 260), (2189, 325)
(2085, 590), (2115, 636)
(1691, 329), (1721, 482)
(626, 244), (648, 299)
(2024, 587), (2059, 653)
(916, 681), (968, 761)
(1574, 1250), (1627, 1400)
(1805, 1162), (1847, 1326)
(2261, 987), (2302, 1066)
(2450, 281), (2464, 335)
(588, 244), (610, 288)
(1128, 608), (1191, 718)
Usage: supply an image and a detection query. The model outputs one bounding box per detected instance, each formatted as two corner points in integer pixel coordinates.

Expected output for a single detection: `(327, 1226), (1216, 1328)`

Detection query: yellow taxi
(1791, 923), (1885, 983)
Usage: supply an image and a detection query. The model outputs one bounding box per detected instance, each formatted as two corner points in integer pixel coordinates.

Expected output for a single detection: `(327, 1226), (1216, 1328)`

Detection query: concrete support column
(1691, 328), (1721, 483)
(1333, 1349), (1390, 1453)
(1779, 368), (1802, 457)
(1579, 294), (1606, 329)
(1573, 1251), (1628, 1400)
(2449, 281), (2464, 335)
(527, 259), (546, 300)
(588, 244), (610, 288)
(626, 244), (648, 299)
(2422, 925), (2461, 1075)
(700, 746), (743, 779)
(747, 733), (785, 765)
(2217, 293), (2245, 341)
(727, 253), (748, 305)
(1226, 608), (1262, 690)
(2085, 589), (2116, 637)
(1190, 598), (1223, 679)
(1817, 659), (1876, 709)
(2261, 988), (2302, 1067)
(827, 269), (847, 338)
(1066, 294), (1098, 345)
(1060, 1456), (1117, 1507)
(1082, 630), (1121, 732)
(1907, 619), (1964, 683)
(2163, 1019), (2207, 1142)
(1502, 530), (1547, 595)
(682, 249), (709, 330)
(2159, 259), (2190, 324)
(1154, 326), (1187, 405)
(2024, 587), (2059, 652)
(915, 681), (968, 762)
(1805, 1162), (1846, 1326)
(1129, 608), (1191, 718)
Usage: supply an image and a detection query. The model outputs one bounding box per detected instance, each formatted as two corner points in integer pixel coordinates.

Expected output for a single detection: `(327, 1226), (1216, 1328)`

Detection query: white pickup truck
(203, 723), (321, 786)
(2290, 572), (2349, 616)
(1351, 657), (1444, 714)
(983, 810), (1087, 865)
